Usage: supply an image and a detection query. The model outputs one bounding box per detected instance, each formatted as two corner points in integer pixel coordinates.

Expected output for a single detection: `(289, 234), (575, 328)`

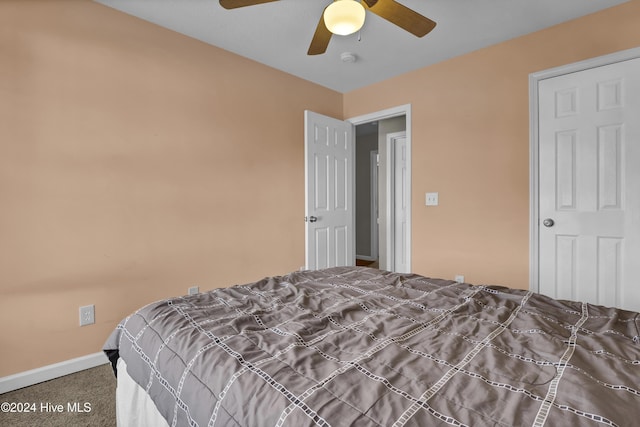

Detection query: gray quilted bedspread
(103, 267), (640, 426)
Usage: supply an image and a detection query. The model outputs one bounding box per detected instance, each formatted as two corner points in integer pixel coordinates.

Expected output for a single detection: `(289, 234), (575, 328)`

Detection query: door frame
(369, 150), (379, 261)
(348, 104), (412, 272)
(528, 46), (640, 293)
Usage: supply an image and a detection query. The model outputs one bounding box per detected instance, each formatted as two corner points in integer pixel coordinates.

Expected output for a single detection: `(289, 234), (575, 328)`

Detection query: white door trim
(348, 104), (412, 272)
(370, 150), (379, 261)
(384, 132), (397, 270)
(529, 46), (640, 293)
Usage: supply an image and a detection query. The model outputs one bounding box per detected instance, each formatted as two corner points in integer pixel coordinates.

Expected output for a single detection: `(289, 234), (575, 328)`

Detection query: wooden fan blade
(361, 0), (436, 37)
(308, 11), (332, 55)
(219, 0), (279, 10)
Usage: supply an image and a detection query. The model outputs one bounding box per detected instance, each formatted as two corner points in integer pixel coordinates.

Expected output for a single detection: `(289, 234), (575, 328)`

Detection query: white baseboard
(0, 352), (109, 394)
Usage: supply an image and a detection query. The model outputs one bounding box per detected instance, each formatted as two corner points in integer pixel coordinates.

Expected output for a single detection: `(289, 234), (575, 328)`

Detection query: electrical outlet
(79, 305), (95, 326)
(188, 286), (199, 295)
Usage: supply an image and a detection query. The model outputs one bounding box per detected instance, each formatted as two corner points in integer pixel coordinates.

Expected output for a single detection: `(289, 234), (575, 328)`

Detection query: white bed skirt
(116, 358), (169, 427)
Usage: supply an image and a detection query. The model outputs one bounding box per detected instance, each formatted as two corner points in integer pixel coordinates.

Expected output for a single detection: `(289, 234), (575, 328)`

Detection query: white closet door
(538, 57), (640, 311)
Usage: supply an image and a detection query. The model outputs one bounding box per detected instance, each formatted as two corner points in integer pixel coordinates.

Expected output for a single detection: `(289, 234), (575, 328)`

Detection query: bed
(103, 266), (640, 426)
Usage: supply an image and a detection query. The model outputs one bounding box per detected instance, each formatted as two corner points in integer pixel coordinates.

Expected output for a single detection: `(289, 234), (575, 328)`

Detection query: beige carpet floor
(0, 364), (116, 427)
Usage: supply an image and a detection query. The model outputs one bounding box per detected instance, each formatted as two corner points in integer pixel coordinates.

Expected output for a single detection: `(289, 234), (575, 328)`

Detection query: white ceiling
(95, 0), (628, 93)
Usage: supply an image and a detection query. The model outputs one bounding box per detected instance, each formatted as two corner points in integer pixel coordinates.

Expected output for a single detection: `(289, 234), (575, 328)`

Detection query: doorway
(355, 121), (379, 268)
(303, 105), (412, 273)
(350, 105), (411, 273)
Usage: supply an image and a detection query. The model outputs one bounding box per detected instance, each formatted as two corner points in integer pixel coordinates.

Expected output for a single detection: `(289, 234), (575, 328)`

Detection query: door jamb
(528, 47), (640, 293)
(370, 150), (379, 261)
(348, 104), (412, 272)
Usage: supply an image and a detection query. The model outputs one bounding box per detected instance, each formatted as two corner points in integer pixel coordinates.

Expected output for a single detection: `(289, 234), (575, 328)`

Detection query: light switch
(425, 192), (439, 206)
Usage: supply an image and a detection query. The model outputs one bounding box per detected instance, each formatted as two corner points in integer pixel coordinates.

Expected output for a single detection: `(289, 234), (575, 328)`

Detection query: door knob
(307, 216), (318, 223)
(542, 218), (555, 227)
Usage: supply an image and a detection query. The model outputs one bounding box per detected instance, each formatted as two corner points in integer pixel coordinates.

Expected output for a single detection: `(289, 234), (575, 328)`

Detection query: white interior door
(304, 110), (355, 270)
(538, 57), (640, 312)
(389, 133), (409, 274)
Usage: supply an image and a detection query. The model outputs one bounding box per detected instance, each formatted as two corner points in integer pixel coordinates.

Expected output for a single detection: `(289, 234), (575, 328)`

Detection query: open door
(304, 111), (355, 270)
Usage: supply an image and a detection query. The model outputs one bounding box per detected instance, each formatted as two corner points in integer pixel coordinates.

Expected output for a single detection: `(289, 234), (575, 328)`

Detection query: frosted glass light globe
(323, 0), (366, 36)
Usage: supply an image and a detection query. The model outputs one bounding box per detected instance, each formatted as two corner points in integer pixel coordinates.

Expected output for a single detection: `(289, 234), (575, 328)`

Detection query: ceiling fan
(219, 0), (436, 55)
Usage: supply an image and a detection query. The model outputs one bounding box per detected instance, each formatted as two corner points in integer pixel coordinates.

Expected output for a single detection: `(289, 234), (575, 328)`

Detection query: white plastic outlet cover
(79, 305), (95, 326)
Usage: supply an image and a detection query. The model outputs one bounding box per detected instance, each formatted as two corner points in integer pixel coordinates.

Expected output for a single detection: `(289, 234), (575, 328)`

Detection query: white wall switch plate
(455, 275), (465, 283)
(425, 192), (439, 206)
(188, 286), (199, 295)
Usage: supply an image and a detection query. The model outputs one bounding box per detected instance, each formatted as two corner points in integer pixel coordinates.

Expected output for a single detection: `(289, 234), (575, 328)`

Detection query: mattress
(104, 266), (640, 426)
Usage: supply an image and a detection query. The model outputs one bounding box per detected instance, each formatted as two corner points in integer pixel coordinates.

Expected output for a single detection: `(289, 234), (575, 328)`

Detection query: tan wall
(344, 1), (640, 289)
(2, 0), (640, 378)
(0, 0), (342, 376)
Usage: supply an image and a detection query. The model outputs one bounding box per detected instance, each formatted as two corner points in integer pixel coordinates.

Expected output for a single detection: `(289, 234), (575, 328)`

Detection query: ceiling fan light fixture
(323, 0), (366, 36)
